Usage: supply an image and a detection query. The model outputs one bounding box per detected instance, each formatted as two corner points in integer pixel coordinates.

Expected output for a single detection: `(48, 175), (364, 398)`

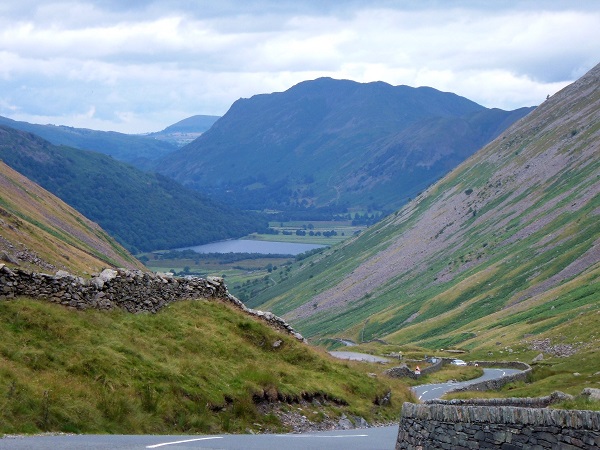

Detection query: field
(140, 220), (367, 302)
(247, 220), (367, 245)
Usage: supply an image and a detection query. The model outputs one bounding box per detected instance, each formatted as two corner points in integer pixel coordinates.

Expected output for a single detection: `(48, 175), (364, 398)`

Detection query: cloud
(0, 1), (598, 133)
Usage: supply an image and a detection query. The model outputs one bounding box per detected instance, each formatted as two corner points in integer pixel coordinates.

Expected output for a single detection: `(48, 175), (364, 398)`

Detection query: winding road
(0, 367), (521, 450)
(412, 368), (522, 402)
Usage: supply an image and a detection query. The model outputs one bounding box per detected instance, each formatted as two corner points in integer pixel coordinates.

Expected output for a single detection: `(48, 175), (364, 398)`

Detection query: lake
(181, 239), (326, 256)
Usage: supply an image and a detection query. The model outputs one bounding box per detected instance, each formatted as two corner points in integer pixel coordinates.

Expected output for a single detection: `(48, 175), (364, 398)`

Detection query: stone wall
(0, 264), (305, 341)
(396, 398), (600, 449)
(427, 391), (575, 409)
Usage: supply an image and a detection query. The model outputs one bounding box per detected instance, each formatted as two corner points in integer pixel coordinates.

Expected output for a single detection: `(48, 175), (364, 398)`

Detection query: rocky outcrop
(583, 388), (600, 401)
(0, 264), (305, 341)
(397, 396), (600, 449)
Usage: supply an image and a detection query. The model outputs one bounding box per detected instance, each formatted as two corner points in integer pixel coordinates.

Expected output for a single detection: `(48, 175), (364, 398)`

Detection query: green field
(247, 220), (367, 245)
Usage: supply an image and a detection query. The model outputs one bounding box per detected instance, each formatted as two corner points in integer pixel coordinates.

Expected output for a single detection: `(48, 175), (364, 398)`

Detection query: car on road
(451, 359), (467, 366)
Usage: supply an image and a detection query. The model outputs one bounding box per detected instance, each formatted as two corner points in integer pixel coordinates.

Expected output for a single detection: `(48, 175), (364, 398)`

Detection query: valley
(2, 1), (600, 445)
(0, 60), (598, 439)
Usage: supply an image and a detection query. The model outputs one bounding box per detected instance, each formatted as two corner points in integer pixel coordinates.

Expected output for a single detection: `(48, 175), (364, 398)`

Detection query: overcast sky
(1, 0), (598, 134)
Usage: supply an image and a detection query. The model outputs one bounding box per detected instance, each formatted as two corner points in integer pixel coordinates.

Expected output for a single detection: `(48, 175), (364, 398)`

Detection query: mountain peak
(158, 78), (530, 214)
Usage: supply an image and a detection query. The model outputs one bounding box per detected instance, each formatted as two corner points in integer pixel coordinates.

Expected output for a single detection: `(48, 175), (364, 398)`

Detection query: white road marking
(281, 434), (369, 438)
(146, 437), (223, 448)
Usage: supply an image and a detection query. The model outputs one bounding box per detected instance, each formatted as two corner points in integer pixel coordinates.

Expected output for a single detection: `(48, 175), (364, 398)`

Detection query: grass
(0, 297), (411, 435)
(248, 220), (367, 245)
(551, 396), (600, 412)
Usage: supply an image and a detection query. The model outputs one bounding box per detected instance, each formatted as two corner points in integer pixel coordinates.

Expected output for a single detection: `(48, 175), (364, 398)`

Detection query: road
(412, 368), (522, 402)
(0, 368), (521, 450)
(0, 427), (399, 450)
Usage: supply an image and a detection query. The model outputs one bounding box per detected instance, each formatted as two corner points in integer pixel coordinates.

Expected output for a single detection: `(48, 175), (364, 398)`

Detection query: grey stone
(338, 414), (353, 430)
(581, 388), (600, 400)
(98, 268), (118, 282)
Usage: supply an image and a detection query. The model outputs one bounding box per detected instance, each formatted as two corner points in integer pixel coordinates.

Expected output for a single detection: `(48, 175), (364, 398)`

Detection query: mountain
(249, 63), (600, 362)
(145, 114), (220, 147)
(0, 126), (268, 253)
(0, 155), (143, 274)
(157, 78), (534, 214)
(0, 115), (177, 170)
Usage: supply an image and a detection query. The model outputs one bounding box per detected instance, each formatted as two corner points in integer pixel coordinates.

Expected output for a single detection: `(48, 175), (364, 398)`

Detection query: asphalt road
(0, 368), (521, 450)
(0, 427), (399, 450)
(412, 367), (522, 402)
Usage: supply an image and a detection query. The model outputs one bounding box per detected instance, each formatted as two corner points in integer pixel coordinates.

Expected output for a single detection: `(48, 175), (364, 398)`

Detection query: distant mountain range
(144, 114), (220, 147)
(0, 115), (178, 170)
(250, 64), (600, 358)
(156, 78), (534, 215)
(0, 126), (267, 253)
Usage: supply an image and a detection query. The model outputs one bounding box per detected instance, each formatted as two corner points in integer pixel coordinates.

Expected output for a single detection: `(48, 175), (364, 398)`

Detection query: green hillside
(249, 64), (600, 388)
(0, 156), (143, 275)
(158, 78), (533, 215)
(0, 297), (409, 435)
(0, 126), (268, 253)
(0, 115), (177, 171)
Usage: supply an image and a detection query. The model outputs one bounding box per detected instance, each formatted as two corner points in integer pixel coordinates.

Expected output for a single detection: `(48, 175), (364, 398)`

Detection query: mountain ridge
(157, 77), (534, 213)
(0, 115), (178, 170)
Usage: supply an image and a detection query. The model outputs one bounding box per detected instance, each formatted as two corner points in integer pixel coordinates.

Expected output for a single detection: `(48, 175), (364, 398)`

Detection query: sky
(1, 0), (599, 134)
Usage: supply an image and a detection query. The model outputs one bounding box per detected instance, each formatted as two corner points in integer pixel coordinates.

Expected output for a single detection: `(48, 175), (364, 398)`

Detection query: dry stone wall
(396, 397), (600, 449)
(0, 264), (305, 341)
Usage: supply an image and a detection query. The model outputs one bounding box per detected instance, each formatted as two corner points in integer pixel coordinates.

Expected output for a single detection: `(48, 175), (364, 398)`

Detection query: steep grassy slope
(0, 126), (268, 253)
(251, 64), (599, 366)
(158, 78), (533, 213)
(0, 115), (177, 170)
(0, 297), (409, 434)
(0, 159), (143, 274)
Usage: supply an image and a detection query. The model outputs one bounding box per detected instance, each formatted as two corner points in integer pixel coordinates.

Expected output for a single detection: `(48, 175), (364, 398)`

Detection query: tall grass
(0, 297), (409, 435)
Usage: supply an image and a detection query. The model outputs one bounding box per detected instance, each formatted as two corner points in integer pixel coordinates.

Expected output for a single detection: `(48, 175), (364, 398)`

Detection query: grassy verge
(0, 297), (411, 435)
